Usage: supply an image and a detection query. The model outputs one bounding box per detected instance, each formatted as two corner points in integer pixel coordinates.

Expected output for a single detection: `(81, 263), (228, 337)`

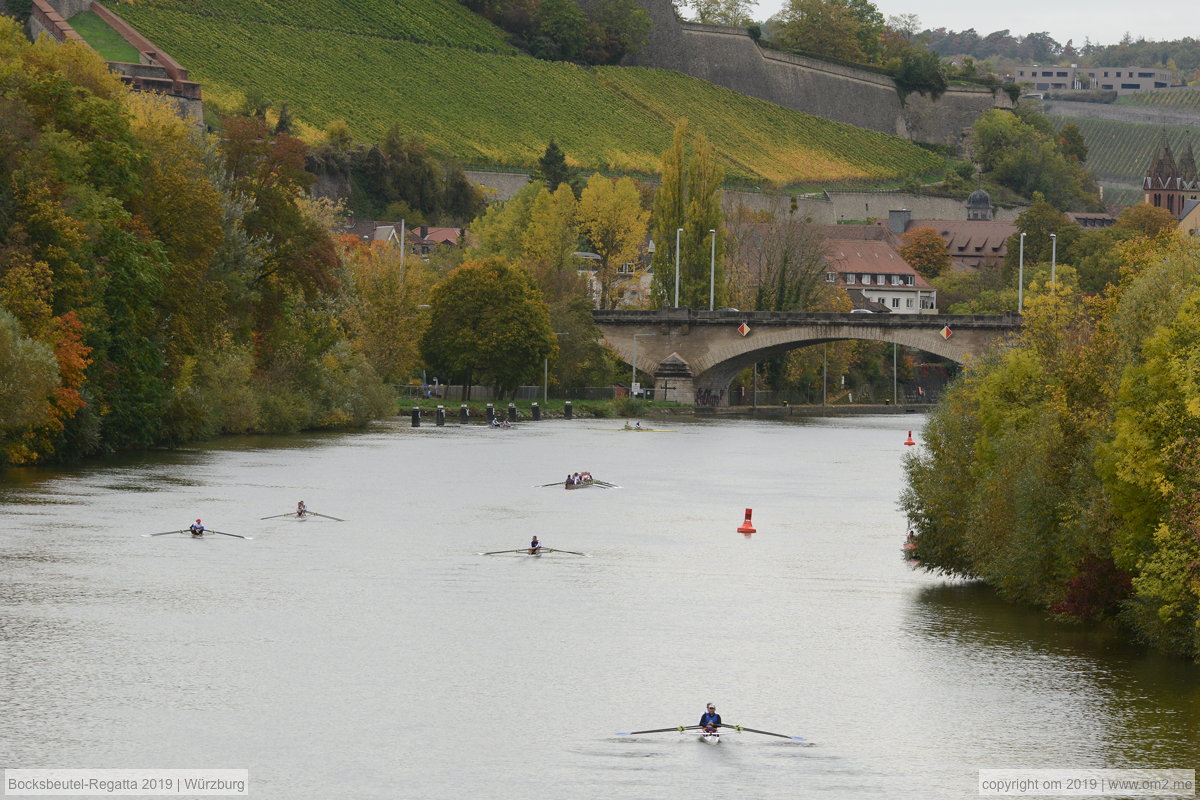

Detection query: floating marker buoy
(738, 508), (756, 534)
(904, 431), (915, 446)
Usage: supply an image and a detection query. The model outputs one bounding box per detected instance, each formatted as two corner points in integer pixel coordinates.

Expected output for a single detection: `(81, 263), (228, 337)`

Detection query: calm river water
(1, 416), (1197, 799)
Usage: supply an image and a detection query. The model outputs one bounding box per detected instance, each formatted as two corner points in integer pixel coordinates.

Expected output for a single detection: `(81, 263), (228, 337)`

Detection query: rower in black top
(699, 704), (721, 732)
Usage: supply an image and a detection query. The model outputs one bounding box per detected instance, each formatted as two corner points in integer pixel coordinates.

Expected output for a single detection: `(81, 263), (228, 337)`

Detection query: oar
(535, 481), (567, 488)
(719, 723), (805, 741)
(308, 512), (345, 521)
(616, 726), (701, 736)
(592, 480), (618, 488)
(145, 530), (185, 537)
(259, 512), (296, 520)
(207, 529), (253, 540)
(478, 548), (528, 556)
(543, 548), (591, 557)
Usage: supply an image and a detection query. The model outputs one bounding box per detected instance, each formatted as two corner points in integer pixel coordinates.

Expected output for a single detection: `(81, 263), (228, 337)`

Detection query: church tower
(1144, 132), (1200, 219)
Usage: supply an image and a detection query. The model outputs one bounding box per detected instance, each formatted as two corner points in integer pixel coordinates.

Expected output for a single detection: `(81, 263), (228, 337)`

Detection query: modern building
(1014, 65), (1172, 94)
(1144, 133), (1200, 219)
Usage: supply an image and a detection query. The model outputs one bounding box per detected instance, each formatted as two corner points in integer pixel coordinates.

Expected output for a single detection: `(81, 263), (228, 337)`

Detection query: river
(1, 416), (1197, 799)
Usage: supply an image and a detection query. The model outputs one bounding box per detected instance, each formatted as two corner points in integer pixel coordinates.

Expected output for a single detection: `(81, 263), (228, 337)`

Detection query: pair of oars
(478, 548), (591, 557)
(144, 529), (252, 540)
(616, 723), (805, 741)
(534, 480), (619, 488)
(260, 511), (346, 521)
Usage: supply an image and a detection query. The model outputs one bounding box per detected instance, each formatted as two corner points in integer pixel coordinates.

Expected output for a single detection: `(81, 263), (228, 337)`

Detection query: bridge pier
(654, 354), (694, 405)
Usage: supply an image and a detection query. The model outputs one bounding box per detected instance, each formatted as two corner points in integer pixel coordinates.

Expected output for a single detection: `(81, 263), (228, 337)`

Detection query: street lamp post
(708, 229), (717, 310)
(631, 333), (657, 399)
(1050, 233), (1057, 289)
(674, 227), (683, 308)
(1018, 232), (1026, 313)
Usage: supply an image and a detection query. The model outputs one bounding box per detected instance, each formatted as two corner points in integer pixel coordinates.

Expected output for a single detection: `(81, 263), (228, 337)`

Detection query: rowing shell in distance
(615, 724), (805, 742)
(143, 529), (253, 540)
(587, 427), (676, 433)
(478, 548), (591, 557)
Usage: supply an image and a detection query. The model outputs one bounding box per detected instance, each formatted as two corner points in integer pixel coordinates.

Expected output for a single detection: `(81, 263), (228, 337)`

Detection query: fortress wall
(621, 0), (1008, 147)
(29, 0), (84, 43)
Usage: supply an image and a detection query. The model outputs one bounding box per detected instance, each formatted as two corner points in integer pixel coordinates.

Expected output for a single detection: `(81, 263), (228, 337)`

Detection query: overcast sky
(748, 0), (1183, 51)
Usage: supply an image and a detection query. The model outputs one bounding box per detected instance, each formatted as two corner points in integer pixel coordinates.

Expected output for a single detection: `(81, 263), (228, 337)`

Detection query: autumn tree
(899, 226), (951, 279)
(420, 257), (557, 397)
(1114, 202), (1176, 237)
(522, 183), (583, 302)
(577, 174), (649, 309)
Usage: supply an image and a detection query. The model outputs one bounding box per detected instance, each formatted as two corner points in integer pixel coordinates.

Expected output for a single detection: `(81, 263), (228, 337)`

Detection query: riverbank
(396, 397), (936, 421)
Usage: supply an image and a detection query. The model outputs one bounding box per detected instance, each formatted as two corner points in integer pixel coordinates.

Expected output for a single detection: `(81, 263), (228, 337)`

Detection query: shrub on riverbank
(902, 233), (1200, 660)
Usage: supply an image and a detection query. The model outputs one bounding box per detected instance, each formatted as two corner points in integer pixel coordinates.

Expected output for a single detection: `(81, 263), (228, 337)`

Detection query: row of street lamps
(1017, 231), (1057, 314)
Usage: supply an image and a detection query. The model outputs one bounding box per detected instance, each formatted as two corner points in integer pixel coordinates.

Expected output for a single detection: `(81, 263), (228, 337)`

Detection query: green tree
(649, 120), (688, 307)
(773, 0), (867, 62)
(577, 174), (649, 309)
(530, 0), (589, 62)
(420, 257), (556, 397)
(530, 139), (579, 194)
(1003, 194), (1081, 274)
(680, 132), (725, 308)
(690, 0), (758, 26)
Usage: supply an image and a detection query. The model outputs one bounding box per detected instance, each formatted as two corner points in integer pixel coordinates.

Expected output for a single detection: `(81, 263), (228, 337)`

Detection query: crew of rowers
(622, 421), (643, 430)
(565, 471), (593, 486)
(489, 418), (512, 428)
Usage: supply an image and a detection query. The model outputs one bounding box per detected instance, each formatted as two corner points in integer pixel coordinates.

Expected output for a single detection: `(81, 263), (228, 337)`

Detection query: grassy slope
(1049, 115), (1196, 186)
(1115, 88), (1200, 108)
(112, 0), (945, 185)
(70, 10), (141, 62)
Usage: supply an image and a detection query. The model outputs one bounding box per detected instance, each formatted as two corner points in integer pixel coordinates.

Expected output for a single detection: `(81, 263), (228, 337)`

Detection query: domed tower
(966, 187), (994, 221)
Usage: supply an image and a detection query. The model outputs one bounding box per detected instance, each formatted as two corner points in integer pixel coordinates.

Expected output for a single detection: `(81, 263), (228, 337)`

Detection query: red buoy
(738, 508), (756, 533)
(904, 431), (915, 446)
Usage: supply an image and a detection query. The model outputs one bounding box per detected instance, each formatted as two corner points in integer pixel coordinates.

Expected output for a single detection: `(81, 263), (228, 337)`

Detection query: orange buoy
(904, 430), (915, 446)
(737, 508), (756, 533)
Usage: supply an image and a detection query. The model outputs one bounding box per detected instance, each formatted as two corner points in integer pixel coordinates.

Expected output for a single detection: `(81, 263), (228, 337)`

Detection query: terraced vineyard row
(115, 0), (515, 54)
(1049, 115), (1197, 186)
(112, 7), (945, 185)
(1115, 88), (1200, 108)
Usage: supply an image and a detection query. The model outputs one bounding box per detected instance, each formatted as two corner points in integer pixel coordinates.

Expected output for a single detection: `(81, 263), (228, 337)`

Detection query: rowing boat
(565, 479), (594, 490)
(698, 731), (720, 744)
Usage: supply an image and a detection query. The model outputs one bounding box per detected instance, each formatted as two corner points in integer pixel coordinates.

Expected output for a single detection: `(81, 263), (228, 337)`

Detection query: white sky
(746, 0), (1185, 50)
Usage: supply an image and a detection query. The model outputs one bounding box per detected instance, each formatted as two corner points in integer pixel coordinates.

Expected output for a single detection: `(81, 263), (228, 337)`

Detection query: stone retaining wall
(619, 0), (1008, 148)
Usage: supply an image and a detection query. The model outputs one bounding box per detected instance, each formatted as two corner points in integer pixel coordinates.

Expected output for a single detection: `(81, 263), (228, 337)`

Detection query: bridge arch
(593, 309), (1021, 405)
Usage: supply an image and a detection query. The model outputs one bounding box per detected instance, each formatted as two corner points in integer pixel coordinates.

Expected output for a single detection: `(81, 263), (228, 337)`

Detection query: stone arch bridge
(592, 309), (1022, 406)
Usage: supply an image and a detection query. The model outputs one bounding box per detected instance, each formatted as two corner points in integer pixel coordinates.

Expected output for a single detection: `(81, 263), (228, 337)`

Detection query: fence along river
(0, 416), (1196, 798)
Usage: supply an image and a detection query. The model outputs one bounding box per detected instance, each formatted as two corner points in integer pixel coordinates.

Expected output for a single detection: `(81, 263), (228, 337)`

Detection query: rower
(189, 519), (205, 537)
(529, 536), (542, 554)
(297, 500), (307, 518)
(635, 421), (642, 429)
(699, 703), (721, 732)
